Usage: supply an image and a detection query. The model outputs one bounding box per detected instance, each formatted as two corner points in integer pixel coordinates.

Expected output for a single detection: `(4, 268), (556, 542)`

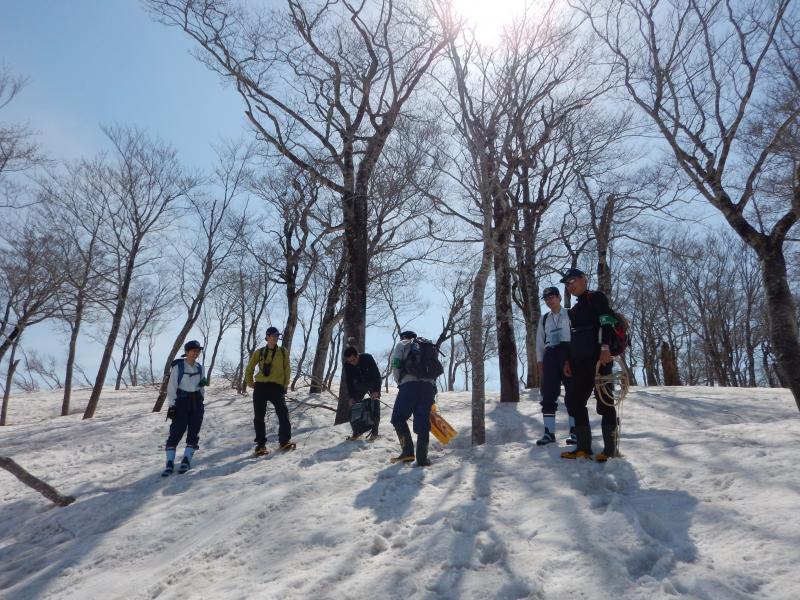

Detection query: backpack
(588, 293), (630, 356)
(404, 337), (445, 380)
(171, 358), (204, 386)
(349, 399), (374, 436)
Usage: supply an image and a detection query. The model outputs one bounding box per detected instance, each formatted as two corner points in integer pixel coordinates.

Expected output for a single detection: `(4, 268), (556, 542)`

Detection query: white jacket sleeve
(390, 342), (405, 385)
(536, 315), (545, 363)
(166, 364), (179, 407)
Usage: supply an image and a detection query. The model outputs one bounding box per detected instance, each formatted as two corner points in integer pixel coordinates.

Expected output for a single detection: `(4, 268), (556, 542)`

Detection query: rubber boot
(391, 424), (415, 463)
(596, 417), (618, 462)
(536, 415), (556, 446)
(415, 432), (431, 467)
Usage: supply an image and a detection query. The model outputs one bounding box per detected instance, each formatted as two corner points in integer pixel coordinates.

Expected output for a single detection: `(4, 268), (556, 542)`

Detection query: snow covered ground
(1, 383), (799, 600)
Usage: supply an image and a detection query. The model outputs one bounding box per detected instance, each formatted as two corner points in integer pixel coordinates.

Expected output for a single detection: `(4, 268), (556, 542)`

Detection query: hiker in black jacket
(343, 347), (382, 441)
(559, 268), (617, 462)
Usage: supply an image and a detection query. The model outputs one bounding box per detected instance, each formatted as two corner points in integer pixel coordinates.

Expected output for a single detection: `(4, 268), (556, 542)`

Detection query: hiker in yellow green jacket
(245, 326), (293, 455)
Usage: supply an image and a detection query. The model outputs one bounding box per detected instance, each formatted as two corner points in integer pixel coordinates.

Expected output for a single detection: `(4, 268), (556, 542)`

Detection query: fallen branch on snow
(0, 456), (76, 507)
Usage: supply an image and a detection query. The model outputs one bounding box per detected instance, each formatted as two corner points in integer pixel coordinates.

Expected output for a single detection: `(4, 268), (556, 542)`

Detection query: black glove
(198, 377), (209, 387)
(166, 405), (176, 421)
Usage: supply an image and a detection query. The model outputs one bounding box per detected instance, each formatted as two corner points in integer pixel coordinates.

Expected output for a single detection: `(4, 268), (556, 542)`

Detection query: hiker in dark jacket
(343, 347), (382, 441)
(559, 269), (617, 462)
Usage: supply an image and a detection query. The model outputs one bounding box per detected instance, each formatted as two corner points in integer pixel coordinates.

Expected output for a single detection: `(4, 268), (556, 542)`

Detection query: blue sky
(1, 1), (506, 392)
(1, 0), (246, 168)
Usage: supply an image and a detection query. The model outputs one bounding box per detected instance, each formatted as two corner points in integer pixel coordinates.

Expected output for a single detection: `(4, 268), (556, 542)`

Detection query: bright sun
(452, 0), (535, 44)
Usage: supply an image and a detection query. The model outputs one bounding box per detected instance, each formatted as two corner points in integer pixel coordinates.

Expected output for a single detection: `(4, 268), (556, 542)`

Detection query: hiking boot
(366, 433), (380, 443)
(278, 441), (296, 451)
(564, 431), (578, 445)
(178, 456), (191, 474)
(560, 449), (593, 460)
(253, 445), (269, 457)
(390, 453), (415, 464)
(536, 429), (556, 446)
(161, 460), (175, 477)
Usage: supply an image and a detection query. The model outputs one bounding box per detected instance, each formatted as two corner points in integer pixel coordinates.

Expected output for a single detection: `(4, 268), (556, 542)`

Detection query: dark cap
(265, 326), (280, 337)
(559, 268), (586, 283)
(399, 330), (417, 340)
(541, 286), (560, 299)
(182, 340), (203, 354)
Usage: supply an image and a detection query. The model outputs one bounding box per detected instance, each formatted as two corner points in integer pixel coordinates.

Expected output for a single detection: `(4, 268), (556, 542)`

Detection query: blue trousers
(166, 392), (205, 450)
(540, 344), (570, 415)
(391, 380), (436, 436)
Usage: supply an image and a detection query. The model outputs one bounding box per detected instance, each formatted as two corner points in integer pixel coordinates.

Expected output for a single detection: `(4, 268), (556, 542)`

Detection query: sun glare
(453, 0), (535, 45)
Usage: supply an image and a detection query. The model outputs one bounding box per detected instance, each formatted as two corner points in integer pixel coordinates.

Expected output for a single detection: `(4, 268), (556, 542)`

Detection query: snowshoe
(253, 446), (269, 457)
(390, 453), (415, 464)
(161, 460), (175, 477)
(346, 433), (363, 441)
(178, 457), (191, 474)
(277, 442), (296, 452)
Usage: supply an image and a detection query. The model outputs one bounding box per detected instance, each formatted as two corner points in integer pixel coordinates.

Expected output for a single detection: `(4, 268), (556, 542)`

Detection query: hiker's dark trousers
(253, 382), (291, 446)
(565, 358), (615, 428)
(540, 343), (570, 415)
(166, 392), (204, 450)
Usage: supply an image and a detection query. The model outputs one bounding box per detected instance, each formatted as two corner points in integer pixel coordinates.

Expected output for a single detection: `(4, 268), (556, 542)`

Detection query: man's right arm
(244, 350), (258, 387)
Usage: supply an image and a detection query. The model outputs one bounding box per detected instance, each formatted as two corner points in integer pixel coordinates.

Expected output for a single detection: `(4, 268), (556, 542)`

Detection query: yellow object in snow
(430, 404), (458, 445)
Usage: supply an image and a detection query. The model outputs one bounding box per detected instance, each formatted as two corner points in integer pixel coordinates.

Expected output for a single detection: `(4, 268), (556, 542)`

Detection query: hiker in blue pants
(162, 340), (208, 476)
(389, 331), (437, 467)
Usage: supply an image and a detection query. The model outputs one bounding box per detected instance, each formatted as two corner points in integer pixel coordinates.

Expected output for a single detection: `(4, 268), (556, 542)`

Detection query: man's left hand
(600, 346), (613, 365)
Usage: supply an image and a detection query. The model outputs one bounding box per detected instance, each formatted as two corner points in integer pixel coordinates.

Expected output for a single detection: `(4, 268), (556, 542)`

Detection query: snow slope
(1, 384), (799, 600)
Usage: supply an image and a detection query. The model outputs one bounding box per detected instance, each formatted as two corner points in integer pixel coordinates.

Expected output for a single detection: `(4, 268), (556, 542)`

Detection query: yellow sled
(430, 404), (458, 445)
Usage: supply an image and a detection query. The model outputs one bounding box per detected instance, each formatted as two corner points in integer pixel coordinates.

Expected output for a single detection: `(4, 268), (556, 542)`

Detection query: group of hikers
(160, 267), (622, 476)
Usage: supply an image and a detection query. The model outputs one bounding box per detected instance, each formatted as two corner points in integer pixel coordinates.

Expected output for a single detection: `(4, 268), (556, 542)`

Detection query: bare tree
(83, 127), (197, 419)
(38, 163), (112, 415)
(575, 0), (800, 408)
(147, 0), (453, 372)
(0, 224), (67, 424)
(152, 140), (249, 412)
(0, 67), (45, 210)
(115, 278), (171, 389)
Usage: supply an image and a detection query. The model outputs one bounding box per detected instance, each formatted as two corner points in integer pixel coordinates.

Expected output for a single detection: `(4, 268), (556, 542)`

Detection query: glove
(198, 377), (209, 387)
(165, 405), (176, 421)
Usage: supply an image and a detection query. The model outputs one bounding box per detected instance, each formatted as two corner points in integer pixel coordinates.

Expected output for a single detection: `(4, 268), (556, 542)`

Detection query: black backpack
(404, 338), (445, 379)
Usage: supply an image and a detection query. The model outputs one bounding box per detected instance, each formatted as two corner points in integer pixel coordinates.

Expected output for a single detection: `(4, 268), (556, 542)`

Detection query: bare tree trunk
(84, 252), (136, 419)
(660, 341), (681, 386)
(1, 342), (21, 426)
(61, 293), (84, 416)
(309, 258), (347, 394)
(493, 238), (520, 402)
(470, 241), (494, 445)
(0, 457), (76, 506)
(761, 243), (800, 407)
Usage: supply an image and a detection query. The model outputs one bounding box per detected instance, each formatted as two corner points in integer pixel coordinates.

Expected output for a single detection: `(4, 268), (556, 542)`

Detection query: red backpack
(588, 293), (630, 356)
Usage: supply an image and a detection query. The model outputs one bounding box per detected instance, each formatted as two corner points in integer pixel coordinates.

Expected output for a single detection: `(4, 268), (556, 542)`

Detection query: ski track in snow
(1, 385), (799, 600)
